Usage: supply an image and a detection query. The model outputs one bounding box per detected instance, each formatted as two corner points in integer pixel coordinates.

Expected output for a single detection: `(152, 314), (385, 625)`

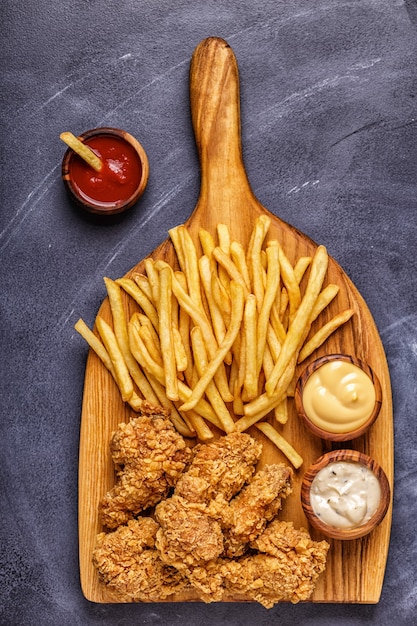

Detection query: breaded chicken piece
(155, 495), (224, 570)
(222, 463), (293, 557)
(154, 432), (262, 588)
(207, 520), (329, 607)
(174, 431), (262, 504)
(99, 410), (192, 529)
(92, 517), (189, 602)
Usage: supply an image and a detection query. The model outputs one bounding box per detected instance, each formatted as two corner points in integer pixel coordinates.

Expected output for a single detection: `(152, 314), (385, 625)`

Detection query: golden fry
(168, 224), (187, 273)
(213, 246), (250, 297)
(74, 318), (113, 372)
(132, 273), (154, 302)
(191, 327), (235, 433)
(248, 215), (271, 310)
(116, 277), (159, 331)
(265, 245), (328, 396)
(255, 422), (303, 469)
(230, 240), (251, 290)
(95, 315), (133, 403)
(60, 131), (102, 172)
(128, 320), (223, 428)
(256, 243), (280, 375)
(180, 282), (245, 412)
(104, 277), (160, 405)
(278, 245), (301, 322)
(309, 283), (340, 323)
(243, 294), (258, 401)
(157, 266), (178, 401)
(298, 308), (355, 363)
(172, 325), (188, 372)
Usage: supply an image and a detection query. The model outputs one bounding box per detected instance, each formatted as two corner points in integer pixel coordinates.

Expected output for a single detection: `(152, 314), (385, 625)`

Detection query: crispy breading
(154, 432), (262, 572)
(92, 517), (189, 602)
(174, 431), (262, 503)
(222, 463), (293, 557)
(155, 495), (224, 570)
(94, 429), (329, 607)
(99, 411), (192, 529)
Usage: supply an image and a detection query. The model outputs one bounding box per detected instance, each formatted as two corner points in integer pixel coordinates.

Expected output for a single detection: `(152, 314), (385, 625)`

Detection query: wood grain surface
(78, 37), (393, 604)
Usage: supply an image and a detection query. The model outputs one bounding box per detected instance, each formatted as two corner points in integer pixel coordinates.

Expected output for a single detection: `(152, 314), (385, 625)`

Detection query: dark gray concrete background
(1, 1), (416, 624)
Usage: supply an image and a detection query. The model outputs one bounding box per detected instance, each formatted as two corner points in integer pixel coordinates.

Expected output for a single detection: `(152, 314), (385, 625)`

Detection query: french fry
(308, 283), (340, 323)
(256, 243), (280, 376)
(278, 245), (301, 322)
(230, 240), (251, 291)
(213, 247), (250, 297)
(157, 266), (178, 401)
(95, 315), (134, 403)
(199, 255), (228, 351)
(298, 308), (355, 363)
(128, 320), (223, 429)
(184, 409), (215, 441)
(265, 245), (328, 396)
(74, 318), (143, 411)
(238, 354), (297, 426)
(191, 327), (235, 433)
(180, 282), (245, 412)
(216, 224), (232, 294)
(248, 215), (271, 310)
(179, 226), (204, 311)
(294, 256), (312, 283)
(176, 272), (194, 386)
(255, 422), (303, 469)
(172, 325), (188, 372)
(104, 277), (160, 406)
(116, 277), (159, 331)
(132, 273), (154, 302)
(168, 225), (187, 273)
(198, 227), (216, 262)
(243, 294), (258, 401)
(144, 258), (160, 304)
(138, 323), (163, 366)
(169, 266), (233, 402)
(74, 318), (113, 372)
(60, 131), (102, 172)
(274, 397), (289, 425)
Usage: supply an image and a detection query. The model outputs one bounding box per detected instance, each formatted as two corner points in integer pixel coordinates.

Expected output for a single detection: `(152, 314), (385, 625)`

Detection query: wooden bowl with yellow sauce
(301, 449), (391, 540)
(294, 354), (382, 442)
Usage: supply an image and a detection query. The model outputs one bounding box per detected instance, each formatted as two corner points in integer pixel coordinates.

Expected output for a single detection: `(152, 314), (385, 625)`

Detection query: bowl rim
(300, 449), (391, 540)
(61, 126), (149, 215)
(294, 353), (382, 441)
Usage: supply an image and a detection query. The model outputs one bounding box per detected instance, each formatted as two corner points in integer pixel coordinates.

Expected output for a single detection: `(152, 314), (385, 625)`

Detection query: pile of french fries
(75, 216), (354, 468)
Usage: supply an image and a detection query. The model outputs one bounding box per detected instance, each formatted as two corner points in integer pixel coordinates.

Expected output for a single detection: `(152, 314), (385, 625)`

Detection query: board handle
(190, 37), (253, 211)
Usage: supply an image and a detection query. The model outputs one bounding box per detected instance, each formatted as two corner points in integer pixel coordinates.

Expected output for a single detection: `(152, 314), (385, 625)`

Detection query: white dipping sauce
(310, 461), (381, 529)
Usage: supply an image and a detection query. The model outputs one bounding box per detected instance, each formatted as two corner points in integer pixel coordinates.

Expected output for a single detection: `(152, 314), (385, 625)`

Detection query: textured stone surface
(1, 1), (416, 624)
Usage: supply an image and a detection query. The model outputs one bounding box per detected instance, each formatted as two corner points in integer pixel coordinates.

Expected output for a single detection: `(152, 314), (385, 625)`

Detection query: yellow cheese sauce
(302, 360), (376, 433)
(310, 461), (381, 529)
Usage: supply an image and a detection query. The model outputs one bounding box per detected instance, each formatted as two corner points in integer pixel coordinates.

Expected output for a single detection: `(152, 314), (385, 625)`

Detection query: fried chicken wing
(99, 410), (192, 529)
(223, 463), (293, 557)
(154, 432), (262, 593)
(92, 517), (189, 602)
(93, 428), (329, 607)
(174, 431), (262, 503)
(155, 495), (224, 570)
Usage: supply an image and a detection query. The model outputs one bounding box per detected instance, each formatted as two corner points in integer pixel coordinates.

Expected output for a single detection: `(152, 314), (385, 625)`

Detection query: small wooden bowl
(301, 449), (390, 540)
(294, 354), (382, 441)
(62, 127), (149, 216)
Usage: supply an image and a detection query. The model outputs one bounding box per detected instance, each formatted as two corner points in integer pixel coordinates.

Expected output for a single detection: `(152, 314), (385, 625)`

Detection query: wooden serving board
(78, 37), (393, 604)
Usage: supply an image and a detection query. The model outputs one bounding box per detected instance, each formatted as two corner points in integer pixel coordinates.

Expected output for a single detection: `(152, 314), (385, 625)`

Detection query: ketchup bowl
(61, 127), (149, 215)
(301, 449), (391, 540)
(294, 354), (382, 442)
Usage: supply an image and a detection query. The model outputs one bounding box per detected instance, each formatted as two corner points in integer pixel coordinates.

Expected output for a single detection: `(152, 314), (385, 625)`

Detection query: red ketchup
(70, 135), (143, 207)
